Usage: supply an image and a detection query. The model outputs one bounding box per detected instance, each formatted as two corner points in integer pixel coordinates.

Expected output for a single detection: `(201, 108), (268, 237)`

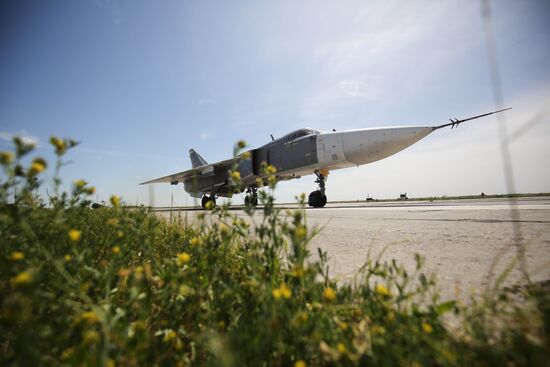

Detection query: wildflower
(110, 195), (120, 207)
(60, 347), (74, 361)
(83, 330), (100, 344)
(112, 246), (120, 254)
(176, 252), (191, 266)
(10, 251), (24, 261)
(190, 236), (202, 246)
(272, 288), (282, 299)
(337, 343), (346, 354)
(10, 271), (32, 286)
(175, 338), (184, 350)
(294, 361), (307, 367)
(205, 200), (215, 210)
(116, 230), (124, 238)
(74, 179), (87, 188)
(294, 226), (306, 239)
(255, 178), (264, 187)
(273, 283), (292, 300)
(280, 283), (292, 299)
(241, 151), (251, 160)
(219, 223), (229, 236)
(50, 136), (66, 154)
(237, 140), (247, 150)
(323, 287), (336, 302)
(106, 218), (119, 226)
(163, 329), (177, 343)
(230, 171), (241, 181)
(64, 254), (72, 262)
(291, 266), (304, 278)
(0, 151), (13, 165)
(28, 160), (46, 176)
(422, 322), (433, 334)
(107, 359), (115, 367)
(81, 310), (100, 324)
(375, 283), (391, 297)
(179, 284), (195, 296)
(68, 229), (81, 242)
(266, 164), (277, 174)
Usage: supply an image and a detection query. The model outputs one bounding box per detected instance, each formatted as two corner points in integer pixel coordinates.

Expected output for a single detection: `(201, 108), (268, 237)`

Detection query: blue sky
(1, 0), (549, 206)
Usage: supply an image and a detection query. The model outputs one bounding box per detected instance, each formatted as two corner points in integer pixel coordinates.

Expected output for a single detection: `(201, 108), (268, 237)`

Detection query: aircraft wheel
(308, 190), (327, 208)
(201, 195), (216, 209)
(245, 194), (258, 207)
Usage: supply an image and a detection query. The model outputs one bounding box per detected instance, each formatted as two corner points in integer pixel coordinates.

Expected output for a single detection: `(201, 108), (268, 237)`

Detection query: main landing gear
(308, 170), (327, 208)
(201, 194), (216, 209)
(244, 187), (258, 207)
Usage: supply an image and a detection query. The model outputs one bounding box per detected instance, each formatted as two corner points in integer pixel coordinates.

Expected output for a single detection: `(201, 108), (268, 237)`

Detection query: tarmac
(160, 197), (550, 300)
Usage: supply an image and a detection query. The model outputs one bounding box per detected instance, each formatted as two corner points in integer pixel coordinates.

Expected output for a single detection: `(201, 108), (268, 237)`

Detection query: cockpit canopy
(281, 128), (320, 143)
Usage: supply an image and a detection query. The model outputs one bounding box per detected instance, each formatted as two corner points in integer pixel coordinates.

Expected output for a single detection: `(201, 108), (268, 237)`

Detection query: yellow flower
(106, 218), (119, 226)
(375, 284), (391, 297)
(28, 161), (46, 176)
(272, 288), (282, 299)
(107, 359), (116, 367)
(294, 226), (306, 239)
(219, 223), (229, 236)
(280, 283), (292, 299)
(10, 251), (24, 261)
(422, 322), (433, 334)
(0, 151), (13, 165)
(81, 310), (100, 324)
(73, 179), (87, 188)
(190, 236), (202, 246)
(272, 283), (292, 300)
(50, 136), (66, 154)
(323, 287), (336, 302)
(205, 200), (215, 210)
(111, 246), (120, 254)
(110, 195), (120, 207)
(176, 252), (191, 266)
(163, 329), (177, 343)
(241, 151), (251, 160)
(64, 254), (72, 262)
(266, 164), (277, 174)
(294, 360), (307, 367)
(237, 140), (247, 149)
(230, 171), (241, 181)
(255, 178), (264, 187)
(337, 343), (346, 354)
(116, 230), (124, 238)
(10, 271), (32, 286)
(83, 330), (99, 344)
(68, 229), (81, 242)
(291, 266), (304, 278)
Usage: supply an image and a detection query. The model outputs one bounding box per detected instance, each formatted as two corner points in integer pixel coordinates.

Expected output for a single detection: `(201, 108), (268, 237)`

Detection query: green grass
(1, 137), (548, 366)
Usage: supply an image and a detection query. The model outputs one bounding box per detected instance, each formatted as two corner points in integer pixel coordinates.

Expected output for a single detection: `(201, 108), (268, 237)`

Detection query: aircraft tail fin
(189, 149), (208, 168)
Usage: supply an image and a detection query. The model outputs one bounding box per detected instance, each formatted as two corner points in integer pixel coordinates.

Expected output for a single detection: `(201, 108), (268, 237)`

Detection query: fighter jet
(141, 108), (510, 208)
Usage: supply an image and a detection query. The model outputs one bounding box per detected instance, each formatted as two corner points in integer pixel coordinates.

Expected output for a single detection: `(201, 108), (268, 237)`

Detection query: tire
(308, 190), (327, 208)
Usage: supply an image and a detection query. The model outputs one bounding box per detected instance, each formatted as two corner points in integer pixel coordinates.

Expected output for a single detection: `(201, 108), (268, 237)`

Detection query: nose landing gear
(308, 170), (327, 208)
(244, 187), (258, 207)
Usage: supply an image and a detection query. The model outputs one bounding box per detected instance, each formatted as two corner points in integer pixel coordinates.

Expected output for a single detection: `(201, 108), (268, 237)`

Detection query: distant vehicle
(399, 193), (408, 200)
(141, 108), (510, 208)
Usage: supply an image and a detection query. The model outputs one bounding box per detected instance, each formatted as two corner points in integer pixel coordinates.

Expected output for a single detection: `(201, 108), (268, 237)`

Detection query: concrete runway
(163, 197), (550, 300)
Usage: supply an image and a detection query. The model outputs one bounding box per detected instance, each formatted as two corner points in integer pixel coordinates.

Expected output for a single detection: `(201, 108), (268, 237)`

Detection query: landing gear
(308, 170), (327, 208)
(244, 187), (258, 207)
(201, 195), (216, 209)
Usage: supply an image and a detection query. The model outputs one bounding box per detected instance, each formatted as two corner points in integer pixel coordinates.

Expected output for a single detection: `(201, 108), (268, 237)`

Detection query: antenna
(270, 134), (274, 141)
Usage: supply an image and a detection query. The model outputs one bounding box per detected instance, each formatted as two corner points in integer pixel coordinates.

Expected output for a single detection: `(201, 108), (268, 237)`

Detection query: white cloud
(199, 99), (216, 105)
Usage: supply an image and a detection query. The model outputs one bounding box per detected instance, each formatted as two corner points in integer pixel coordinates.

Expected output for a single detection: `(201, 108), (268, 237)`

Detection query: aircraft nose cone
(342, 126), (434, 165)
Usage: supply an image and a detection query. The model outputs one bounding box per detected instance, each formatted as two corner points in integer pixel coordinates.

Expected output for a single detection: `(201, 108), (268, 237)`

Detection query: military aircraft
(141, 108), (510, 208)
